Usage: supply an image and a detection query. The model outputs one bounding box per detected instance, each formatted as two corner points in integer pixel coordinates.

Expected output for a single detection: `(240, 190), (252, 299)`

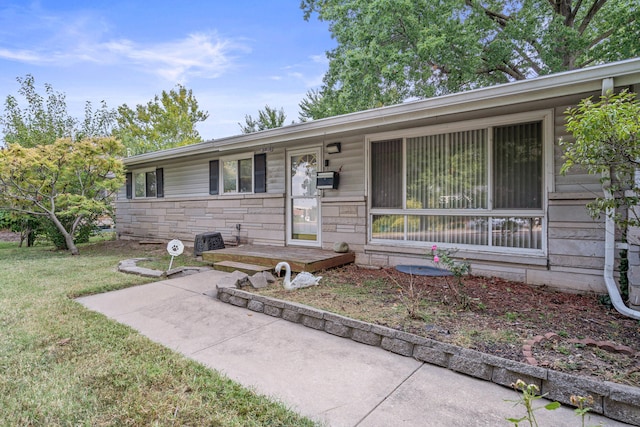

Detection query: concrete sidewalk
(76, 270), (629, 426)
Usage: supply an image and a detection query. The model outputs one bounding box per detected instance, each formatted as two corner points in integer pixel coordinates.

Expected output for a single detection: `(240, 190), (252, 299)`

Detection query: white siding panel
(267, 148), (286, 194)
(553, 98), (601, 193)
(164, 160), (209, 197)
(322, 135), (365, 198)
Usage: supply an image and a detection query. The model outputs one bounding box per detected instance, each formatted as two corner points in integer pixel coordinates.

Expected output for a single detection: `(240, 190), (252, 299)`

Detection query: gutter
(600, 77), (640, 320)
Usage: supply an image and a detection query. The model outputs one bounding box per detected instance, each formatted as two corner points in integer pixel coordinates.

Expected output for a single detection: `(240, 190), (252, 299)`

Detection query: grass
(0, 236), (316, 426)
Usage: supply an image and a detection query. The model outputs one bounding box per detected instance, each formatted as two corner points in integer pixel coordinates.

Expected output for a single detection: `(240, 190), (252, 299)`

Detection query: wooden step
(203, 245), (355, 273)
(214, 260), (272, 275)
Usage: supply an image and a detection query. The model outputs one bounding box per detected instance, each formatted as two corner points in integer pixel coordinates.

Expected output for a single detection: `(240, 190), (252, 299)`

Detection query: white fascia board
(123, 140), (219, 165)
(125, 57), (640, 165)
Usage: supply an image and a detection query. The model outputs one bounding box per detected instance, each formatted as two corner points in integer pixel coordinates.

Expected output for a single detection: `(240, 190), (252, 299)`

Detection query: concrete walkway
(76, 270), (629, 426)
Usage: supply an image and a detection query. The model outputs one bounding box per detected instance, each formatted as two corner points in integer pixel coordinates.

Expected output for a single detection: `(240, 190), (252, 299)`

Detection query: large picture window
(369, 117), (545, 252)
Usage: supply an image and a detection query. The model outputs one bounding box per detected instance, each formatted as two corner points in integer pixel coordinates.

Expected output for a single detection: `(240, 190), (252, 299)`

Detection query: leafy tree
(298, 89), (334, 122)
(300, 0), (640, 119)
(0, 210), (40, 247)
(0, 75), (117, 246)
(560, 90), (640, 229)
(239, 105), (288, 133)
(0, 137), (125, 255)
(114, 85), (209, 155)
(1, 75), (116, 147)
(0, 75), (77, 147)
(79, 100), (117, 140)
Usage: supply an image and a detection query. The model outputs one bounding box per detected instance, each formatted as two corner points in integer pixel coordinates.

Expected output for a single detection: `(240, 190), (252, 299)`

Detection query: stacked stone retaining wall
(217, 287), (640, 426)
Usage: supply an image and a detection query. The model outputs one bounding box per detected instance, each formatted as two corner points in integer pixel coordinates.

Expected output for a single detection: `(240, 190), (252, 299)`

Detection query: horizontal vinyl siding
(164, 160), (209, 197)
(267, 148), (286, 194)
(322, 135), (364, 198)
(552, 93), (602, 193)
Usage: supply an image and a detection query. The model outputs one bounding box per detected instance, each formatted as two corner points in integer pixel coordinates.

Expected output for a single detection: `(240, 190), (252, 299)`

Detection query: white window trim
(133, 168), (157, 199)
(219, 152), (254, 195)
(364, 109), (554, 256)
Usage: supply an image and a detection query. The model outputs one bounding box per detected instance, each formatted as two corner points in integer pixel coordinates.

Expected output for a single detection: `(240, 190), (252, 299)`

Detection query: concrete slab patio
(76, 270), (631, 426)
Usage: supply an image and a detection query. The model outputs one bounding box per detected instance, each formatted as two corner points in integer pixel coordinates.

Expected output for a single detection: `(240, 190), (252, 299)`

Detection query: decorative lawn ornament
(166, 239), (184, 271)
(274, 261), (322, 290)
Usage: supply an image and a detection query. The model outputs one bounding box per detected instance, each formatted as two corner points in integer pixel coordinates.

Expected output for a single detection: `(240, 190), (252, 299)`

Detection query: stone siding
(320, 198), (367, 253)
(115, 194), (285, 247)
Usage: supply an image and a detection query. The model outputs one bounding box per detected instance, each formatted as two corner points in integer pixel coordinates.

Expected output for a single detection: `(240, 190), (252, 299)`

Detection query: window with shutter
(132, 169), (161, 198)
(216, 153), (267, 195)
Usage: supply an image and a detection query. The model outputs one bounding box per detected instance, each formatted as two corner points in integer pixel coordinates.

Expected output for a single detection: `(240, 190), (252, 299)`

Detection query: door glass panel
(290, 152), (318, 243)
(291, 154), (317, 197)
(291, 198), (318, 240)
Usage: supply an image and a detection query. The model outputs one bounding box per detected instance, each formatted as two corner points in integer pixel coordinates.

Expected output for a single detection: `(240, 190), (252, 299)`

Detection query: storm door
(287, 148), (321, 246)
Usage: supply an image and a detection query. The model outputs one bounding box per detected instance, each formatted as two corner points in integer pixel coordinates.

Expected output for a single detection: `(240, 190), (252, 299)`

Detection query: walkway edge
(217, 287), (640, 426)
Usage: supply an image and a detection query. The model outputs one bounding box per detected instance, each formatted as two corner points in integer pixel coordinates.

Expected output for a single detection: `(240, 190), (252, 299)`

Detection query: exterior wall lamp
(326, 142), (341, 154)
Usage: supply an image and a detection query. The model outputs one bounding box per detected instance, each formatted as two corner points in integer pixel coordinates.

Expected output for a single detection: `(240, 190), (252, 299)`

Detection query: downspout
(601, 77), (640, 320)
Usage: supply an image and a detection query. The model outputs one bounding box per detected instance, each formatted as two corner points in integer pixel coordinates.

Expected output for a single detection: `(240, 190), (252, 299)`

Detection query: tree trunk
(48, 213), (80, 255)
(19, 227), (36, 247)
(63, 232), (79, 255)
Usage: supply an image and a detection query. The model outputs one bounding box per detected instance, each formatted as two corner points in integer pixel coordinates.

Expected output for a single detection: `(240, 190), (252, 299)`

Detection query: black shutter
(125, 172), (132, 199)
(156, 168), (164, 198)
(209, 160), (219, 195)
(254, 153), (266, 193)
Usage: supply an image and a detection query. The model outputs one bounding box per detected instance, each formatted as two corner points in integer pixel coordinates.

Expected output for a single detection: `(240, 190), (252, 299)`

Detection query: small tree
(1, 75), (117, 246)
(560, 90), (640, 228)
(0, 137), (125, 255)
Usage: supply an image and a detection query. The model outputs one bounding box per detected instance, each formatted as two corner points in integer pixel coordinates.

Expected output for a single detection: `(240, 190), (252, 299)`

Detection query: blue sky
(0, 1), (335, 139)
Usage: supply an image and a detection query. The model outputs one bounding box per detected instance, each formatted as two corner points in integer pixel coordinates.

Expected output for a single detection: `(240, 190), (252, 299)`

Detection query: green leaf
(300, 0), (640, 119)
(544, 401), (561, 410)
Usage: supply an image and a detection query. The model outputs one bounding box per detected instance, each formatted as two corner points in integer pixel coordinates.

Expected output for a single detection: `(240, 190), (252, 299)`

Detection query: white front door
(287, 148), (321, 246)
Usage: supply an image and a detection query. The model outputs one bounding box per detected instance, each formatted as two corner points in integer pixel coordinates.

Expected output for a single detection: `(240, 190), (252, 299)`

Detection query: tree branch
(578, 0), (608, 35)
(465, 0), (510, 28)
(569, 0), (585, 24)
(494, 62), (527, 80)
(1, 206), (47, 217)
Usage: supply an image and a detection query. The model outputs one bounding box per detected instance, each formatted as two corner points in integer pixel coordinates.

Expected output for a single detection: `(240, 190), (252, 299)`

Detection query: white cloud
(309, 54), (328, 64)
(0, 4), (249, 84)
(101, 32), (249, 83)
(0, 47), (47, 63)
(286, 70), (324, 88)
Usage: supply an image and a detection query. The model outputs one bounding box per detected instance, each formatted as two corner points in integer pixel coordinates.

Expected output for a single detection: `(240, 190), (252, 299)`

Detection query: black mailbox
(317, 171), (339, 189)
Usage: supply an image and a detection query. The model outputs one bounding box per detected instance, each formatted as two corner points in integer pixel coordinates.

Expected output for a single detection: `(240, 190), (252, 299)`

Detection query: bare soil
(256, 264), (640, 388)
(0, 230), (20, 242)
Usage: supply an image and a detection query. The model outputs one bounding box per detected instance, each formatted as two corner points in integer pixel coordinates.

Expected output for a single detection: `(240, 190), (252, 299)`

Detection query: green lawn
(0, 236), (316, 426)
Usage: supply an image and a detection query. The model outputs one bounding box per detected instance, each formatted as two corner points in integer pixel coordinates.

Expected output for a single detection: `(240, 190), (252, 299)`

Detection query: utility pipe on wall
(600, 77), (640, 320)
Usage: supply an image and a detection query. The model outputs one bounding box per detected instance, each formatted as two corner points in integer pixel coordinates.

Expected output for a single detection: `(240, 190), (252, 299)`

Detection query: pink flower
(433, 255), (440, 263)
(431, 245), (437, 251)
